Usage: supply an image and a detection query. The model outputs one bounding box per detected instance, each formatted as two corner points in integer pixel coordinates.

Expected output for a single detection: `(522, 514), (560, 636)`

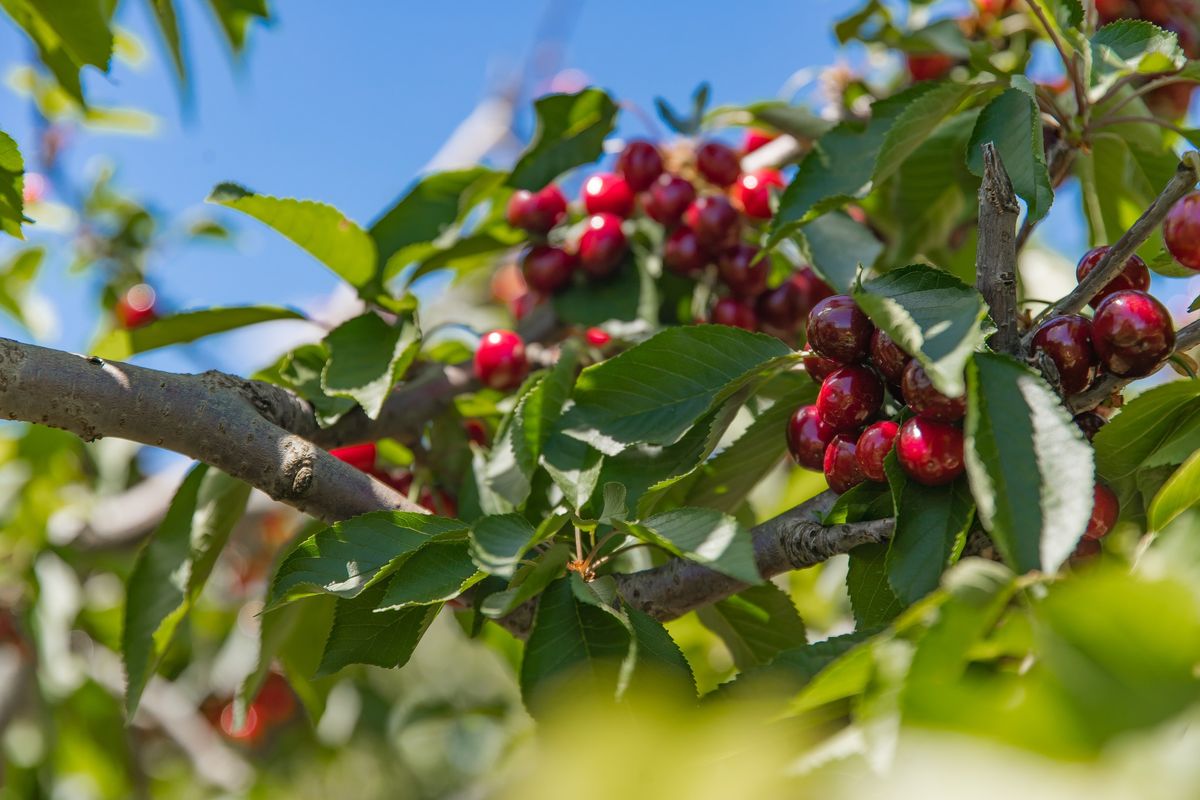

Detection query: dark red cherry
(1083, 483), (1119, 540)
(1073, 411), (1107, 441)
(521, 245), (576, 293)
(757, 280), (804, 331)
(710, 297), (757, 331)
(663, 226), (707, 275)
(870, 329), (911, 384)
(577, 213), (628, 279)
(1031, 314), (1097, 395)
(329, 442), (377, 472)
(791, 267), (834, 318)
(900, 360), (966, 423)
(685, 196), (741, 252)
(817, 365), (884, 432)
(643, 175), (696, 227)
(474, 329), (529, 391)
(1092, 290), (1176, 378)
(906, 52), (954, 81)
(506, 185), (567, 234)
(806, 295), (874, 364)
(718, 244), (768, 298)
(787, 405), (836, 471)
(896, 416), (965, 487)
(463, 419), (489, 447)
(731, 169), (785, 220)
(856, 421), (899, 483)
(1075, 246), (1151, 308)
(581, 173), (635, 218)
(823, 434), (866, 494)
(1164, 192), (1200, 271)
(616, 140), (664, 191)
(696, 141), (741, 187)
(803, 353), (841, 383)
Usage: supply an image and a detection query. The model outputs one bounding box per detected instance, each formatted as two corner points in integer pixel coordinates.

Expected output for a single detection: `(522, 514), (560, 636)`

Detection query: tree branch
(1067, 318), (1200, 414)
(976, 143), (1021, 355)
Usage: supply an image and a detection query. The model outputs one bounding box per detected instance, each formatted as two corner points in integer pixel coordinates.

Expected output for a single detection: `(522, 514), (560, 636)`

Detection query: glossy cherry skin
(803, 353), (841, 383)
(521, 245), (576, 293)
(824, 434), (867, 494)
(663, 226), (707, 275)
(644, 174), (696, 227)
(787, 405), (836, 471)
(581, 173), (635, 218)
(718, 244), (769, 298)
(115, 284), (158, 329)
(757, 280), (804, 331)
(1164, 192), (1200, 271)
(474, 329), (529, 390)
(1073, 411), (1107, 441)
(817, 365), (884, 432)
(856, 420), (900, 483)
(906, 53), (954, 82)
(1084, 483), (1119, 540)
(732, 169), (785, 220)
(1071, 536), (1102, 561)
(791, 267), (834, 318)
(900, 360), (966, 423)
(616, 140), (664, 191)
(710, 297), (757, 331)
(1092, 290), (1176, 378)
(685, 196), (741, 252)
(696, 141), (741, 187)
(1031, 314), (1097, 395)
(806, 295), (874, 364)
(1075, 246), (1151, 308)
(742, 128), (776, 154)
(329, 442), (377, 472)
(870, 329), (911, 384)
(577, 213), (628, 278)
(896, 416), (965, 487)
(506, 185), (567, 233)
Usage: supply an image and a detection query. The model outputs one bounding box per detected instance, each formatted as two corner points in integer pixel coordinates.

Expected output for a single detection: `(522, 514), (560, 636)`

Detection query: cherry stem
(1026, 0), (1088, 126)
(589, 541), (666, 572)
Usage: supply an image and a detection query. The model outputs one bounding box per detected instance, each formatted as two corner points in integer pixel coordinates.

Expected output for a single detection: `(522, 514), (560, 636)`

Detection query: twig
(1097, 71), (1194, 122)
(1026, 0), (1088, 125)
(1091, 115), (1195, 138)
(1068, 318), (1200, 413)
(975, 143), (1021, 354)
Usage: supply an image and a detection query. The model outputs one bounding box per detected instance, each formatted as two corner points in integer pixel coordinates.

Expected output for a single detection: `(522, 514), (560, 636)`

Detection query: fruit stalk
(975, 143), (1021, 354)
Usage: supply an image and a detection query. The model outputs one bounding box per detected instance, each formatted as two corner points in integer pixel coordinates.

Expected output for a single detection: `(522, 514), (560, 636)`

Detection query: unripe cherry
(1092, 290), (1176, 378)
(787, 404), (837, 471)
(718, 244), (768, 298)
(856, 421), (899, 482)
(817, 365), (884, 432)
(577, 213), (628, 279)
(710, 297), (757, 331)
(643, 174), (696, 227)
(506, 185), (567, 233)
(1075, 246), (1151, 308)
(824, 434), (867, 494)
(616, 140), (664, 191)
(474, 329), (529, 390)
(896, 416), (965, 486)
(806, 295), (874, 364)
(521, 245), (576, 293)
(664, 226), (707, 275)
(696, 141), (741, 187)
(900, 360), (966, 422)
(731, 169), (785, 220)
(581, 173), (635, 218)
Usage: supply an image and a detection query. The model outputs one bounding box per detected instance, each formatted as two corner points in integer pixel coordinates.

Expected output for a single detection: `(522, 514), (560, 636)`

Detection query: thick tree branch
(975, 143), (1021, 355)
(1067, 318), (1200, 414)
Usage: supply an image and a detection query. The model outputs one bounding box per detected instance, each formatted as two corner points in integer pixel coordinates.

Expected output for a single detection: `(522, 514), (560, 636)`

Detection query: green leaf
(709, 100), (835, 140)
(542, 434), (604, 511)
(0, 247), (43, 327)
(208, 183), (377, 290)
(967, 88), (1053, 222)
(204, 0), (269, 52)
(696, 583), (807, 670)
(625, 607), (696, 696)
(1079, 130), (1178, 256)
(91, 305), (304, 360)
(480, 544), (572, 618)
(552, 252), (649, 326)
(1094, 381), (1200, 480)
(1090, 20), (1187, 94)
(852, 264), (988, 397)
(26, 0), (113, 69)
(261, 344), (357, 427)
(469, 513), (539, 578)
(1142, 404), (1200, 468)
(317, 583), (439, 675)
(1028, 0), (1083, 33)
(0, 130), (26, 238)
(320, 312), (420, 419)
(508, 89), (618, 190)
(847, 542), (904, 629)
(236, 594), (336, 726)
(800, 211), (885, 293)
(964, 353), (1093, 573)
(884, 454), (974, 606)
(620, 508), (760, 584)
(823, 480), (894, 524)
(375, 540), (481, 611)
(269, 512), (468, 605)
(123, 466), (250, 715)
(874, 82), (982, 185)
(559, 325), (794, 456)
(1147, 450), (1200, 531)
(146, 0), (184, 81)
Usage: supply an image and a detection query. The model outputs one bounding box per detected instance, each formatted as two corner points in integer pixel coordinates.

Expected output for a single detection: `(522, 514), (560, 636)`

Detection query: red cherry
(643, 174), (696, 227)
(685, 196), (741, 252)
(900, 361), (966, 423)
(578, 213), (628, 278)
(870, 329), (911, 385)
(115, 284), (158, 329)
(1075, 246), (1151, 308)
(1164, 192), (1200, 271)
(420, 487), (458, 517)
(787, 405), (837, 471)
(856, 420), (899, 483)
(710, 297), (757, 330)
(803, 353), (841, 383)
(806, 295), (874, 364)
(474, 329), (529, 390)
(817, 365), (884, 432)
(1072, 536), (1102, 561)
(329, 442), (377, 472)
(255, 672), (296, 724)
(1083, 483), (1119, 540)
(220, 703), (263, 743)
(896, 416), (965, 487)
(581, 173), (635, 218)
(757, 280), (804, 331)
(1073, 411), (1107, 441)
(616, 140), (664, 191)
(506, 185), (567, 234)
(742, 128), (776, 155)
(1147, 82), (1196, 120)
(791, 267), (834, 317)
(974, 0), (1015, 14)
(585, 327), (612, 347)
(1092, 290), (1176, 378)
(521, 245), (576, 293)
(718, 244), (769, 298)
(696, 141), (741, 187)
(372, 468), (414, 495)
(906, 53), (955, 82)
(663, 226), (707, 275)
(1031, 315), (1097, 396)
(464, 419), (489, 446)
(510, 291), (540, 321)
(823, 434), (867, 494)
(731, 169), (785, 220)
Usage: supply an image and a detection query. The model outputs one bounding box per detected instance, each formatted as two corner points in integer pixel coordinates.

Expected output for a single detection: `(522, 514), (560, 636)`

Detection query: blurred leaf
(204, 0), (269, 52)
(964, 353), (1093, 573)
(621, 507), (760, 584)
(1147, 449), (1200, 531)
(1142, 403), (1200, 468)
(708, 100), (835, 140)
(0, 129), (26, 238)
(321, 312), (420, 419)
(0, 246), (43, 326)
(376, 540), (481, 611)
(654, 82), (710, 136)
(799, 211), (884, 293)
(145, 0), (184, 81)
(317, 583), (439, 675)
(508, 88), (618, 190)
(697, 583), (807, 670)
(236, 593), (336, 725)
(1027, 0), (1084, 33)
(470, 513), (539, 578)
(1094, 380), (1200, 479)
(91, 305), (304, 360)
(625, 606), (696, 697)
(1079, 129), (1177, 257)
(967, 88), (1053, 222)
(847, 542), (904, 629)
(1090, 20), (1187, 94)
(552, 252), (653, 326)
(480, 543), (572, 618)
(23, 0), (113, 69)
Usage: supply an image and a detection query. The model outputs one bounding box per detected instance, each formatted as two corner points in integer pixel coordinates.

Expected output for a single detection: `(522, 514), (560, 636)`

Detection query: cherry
(742, 128), (776, 155)
(663, 226), (707, 275)
(710, 297), (757, 331)
(1147, 82), (1197, 121)
(643, 174), (696, 227)
(718, 244), (769, 298)
(1071, 536), (1102, 561)
(329, 442), (377, 472)
(817, 365), (884, 432)
(115, 284), (158, 329)
(896, 416), (965, 487)
(685, 196), (741, 252)
(757, 280), (804, 331)
(975, 0), (1015, 14)
(1075, 246), (1151, 308)
(578, 213), (628, 278)
(856, 420), (899, 483)
(616, 140), (664, 191)
(906, 53), (954, 82)
(806, 295), (874, 364)
(1092, 290), (1176, 378)
(521, 245), (576, 293)
(510, 291), (540, 321)
(420, 486), (458, 517)
(506, 185), (567, 234)
(1164, 191), (1200, 271)
(1031, 314), (1096, 395)
(1083, 482), (1120, 541)
(581, 173), (635, 218)
(900, 360), (966, 423)
(824, 434), (867, 494)
(696, 141), (741, 187)
(791, 267), (834, 317)
(731, 169), (785, 220)
(585, 327), (612, 347)
(220, 703), (264, 743)
(1073, 411), (1107, 441)
(803, 353), (841, 383)
(870, 329), (911, 384)
(474, 329), (529, 390)
(464, 419), (489, 446)
(787, 404), (837, 471)
(255, 673), (296, 724)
